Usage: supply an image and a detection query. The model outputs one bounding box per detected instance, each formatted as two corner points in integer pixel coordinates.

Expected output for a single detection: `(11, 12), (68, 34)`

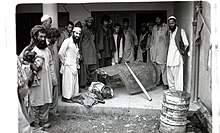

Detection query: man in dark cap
(96, 15), (115, 67)
(79, 17), (98, 89)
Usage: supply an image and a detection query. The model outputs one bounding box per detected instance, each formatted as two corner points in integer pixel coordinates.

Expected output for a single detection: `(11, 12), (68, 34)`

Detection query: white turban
(168, 16), (176, 21)
(41, 15), (51, 22)
(73, 27), (81, 32)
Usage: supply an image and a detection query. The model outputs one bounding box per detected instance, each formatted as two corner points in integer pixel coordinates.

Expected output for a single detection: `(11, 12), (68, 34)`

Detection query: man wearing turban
(25, 25), (57, 129)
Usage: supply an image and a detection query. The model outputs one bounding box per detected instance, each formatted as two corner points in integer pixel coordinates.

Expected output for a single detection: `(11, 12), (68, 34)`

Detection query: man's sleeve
(58, 39), (69, 64)
(48, 50), (57, 86)
(132, 30), (138, 46)
(181, 29), (190, 56)
(181, 29), (189, 48)
(57, 33), (65, 50)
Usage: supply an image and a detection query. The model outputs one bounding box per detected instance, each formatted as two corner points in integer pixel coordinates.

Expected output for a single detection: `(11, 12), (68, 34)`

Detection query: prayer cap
(84, 17), (94, 22)
(167, 16), (177, 21)
(30, 25), (45, 38)
(41, 15), (51, 22)
(73, 27), (82, 32)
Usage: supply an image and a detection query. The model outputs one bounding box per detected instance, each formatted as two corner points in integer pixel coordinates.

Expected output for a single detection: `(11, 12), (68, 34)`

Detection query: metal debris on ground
(96, 62), (160, 94)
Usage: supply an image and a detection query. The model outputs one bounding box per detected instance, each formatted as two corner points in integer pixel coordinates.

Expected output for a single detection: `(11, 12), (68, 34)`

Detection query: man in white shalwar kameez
(28, 25), (57, 129)
(167, 16), (189, 91)
(58, 27), (82, 103)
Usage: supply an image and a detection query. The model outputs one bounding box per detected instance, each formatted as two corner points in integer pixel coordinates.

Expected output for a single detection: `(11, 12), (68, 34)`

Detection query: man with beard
(96, 15), (115, 67)
(151, 16), (169, 89)
(28, 25), (57, 129)
(167, 16), (189, 91)
(58, 27), (82, 103)
(136, 23), (148, 62)
(46, 28), (61, 115)
(79, 17), (98, 89)
(121, 18), (138, 63)
(57, 21), (74, 50)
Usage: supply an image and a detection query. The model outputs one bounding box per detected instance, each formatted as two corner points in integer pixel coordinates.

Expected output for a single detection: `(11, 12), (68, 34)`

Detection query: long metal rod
(125, 62), (152, 101)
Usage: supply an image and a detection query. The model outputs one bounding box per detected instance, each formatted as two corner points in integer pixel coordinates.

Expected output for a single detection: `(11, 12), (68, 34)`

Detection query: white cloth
(58, 38), (80, 99)
(167, 65), (183, 91)
(29, 47), (56, 106)
(167, 27), (189, 66)
(112, 34), (123, 65)
(41, 15), (51, 22)
(18, 101), (32, 133)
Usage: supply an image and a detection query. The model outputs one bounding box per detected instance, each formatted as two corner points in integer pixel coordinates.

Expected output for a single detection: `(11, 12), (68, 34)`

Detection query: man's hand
(97, 52), (102, 59)
(18, 85), (29, 98)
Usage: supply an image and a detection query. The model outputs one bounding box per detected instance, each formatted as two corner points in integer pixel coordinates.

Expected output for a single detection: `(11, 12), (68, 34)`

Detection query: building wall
(16, 2), (174, 23)
(173, 1), (194, 93)
(198, 1), (212, 112)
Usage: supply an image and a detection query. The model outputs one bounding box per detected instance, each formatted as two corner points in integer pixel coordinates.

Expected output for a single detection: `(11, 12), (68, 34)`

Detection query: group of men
(17, 14), (189, 132)
(137, 16), (189, 91)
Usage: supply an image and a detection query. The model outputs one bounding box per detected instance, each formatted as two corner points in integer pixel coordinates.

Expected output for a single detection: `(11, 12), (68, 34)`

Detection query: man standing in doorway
(121, 18), (138, 63)
(112, 23), (125, 65)
(151, 16), (169, 89)
(57, 21), (74, 50)
(167, 16), (189, 91)
(80, 17), (98, 89)
(96, 15), (115, 67)
(136, 23), (148, 62)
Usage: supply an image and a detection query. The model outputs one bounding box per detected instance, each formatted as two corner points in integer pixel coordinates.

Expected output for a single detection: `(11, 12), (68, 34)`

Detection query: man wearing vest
(167, 16), (189, 91)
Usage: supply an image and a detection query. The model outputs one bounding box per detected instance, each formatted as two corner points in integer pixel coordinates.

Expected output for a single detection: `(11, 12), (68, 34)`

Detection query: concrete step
(57, 86), (199, 116)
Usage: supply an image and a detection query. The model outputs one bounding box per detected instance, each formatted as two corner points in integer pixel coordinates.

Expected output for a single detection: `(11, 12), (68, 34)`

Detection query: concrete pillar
(42, 3), (60, 113)
(42, 3), (58, 28)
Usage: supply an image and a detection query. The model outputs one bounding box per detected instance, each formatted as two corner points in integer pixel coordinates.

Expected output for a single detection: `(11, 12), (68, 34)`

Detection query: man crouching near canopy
(58, 27), (82, 103)
(27, 25), (57, 129)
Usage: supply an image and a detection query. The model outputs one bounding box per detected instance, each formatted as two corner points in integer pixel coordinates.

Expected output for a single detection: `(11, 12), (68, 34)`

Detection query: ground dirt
(32, 112), (207, 133)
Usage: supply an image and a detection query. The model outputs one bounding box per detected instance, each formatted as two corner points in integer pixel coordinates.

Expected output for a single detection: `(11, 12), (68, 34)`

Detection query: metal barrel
(159, 90), (190, 133)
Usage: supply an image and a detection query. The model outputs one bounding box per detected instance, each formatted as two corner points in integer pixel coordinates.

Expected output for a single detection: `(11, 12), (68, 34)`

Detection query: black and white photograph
(1, 0), (220, 133)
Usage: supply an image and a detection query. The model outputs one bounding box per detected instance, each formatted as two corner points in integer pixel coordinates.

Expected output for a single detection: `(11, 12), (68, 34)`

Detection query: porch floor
(58, 85), (200, 116)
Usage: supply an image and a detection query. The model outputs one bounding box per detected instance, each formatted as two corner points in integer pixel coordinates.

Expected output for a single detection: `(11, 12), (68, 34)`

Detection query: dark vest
(174, 28), (189, 56)
(114, 31), (125, 58)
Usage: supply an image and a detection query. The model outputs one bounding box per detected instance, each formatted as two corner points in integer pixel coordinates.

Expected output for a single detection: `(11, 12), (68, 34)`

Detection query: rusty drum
(159, 90), (190, 133)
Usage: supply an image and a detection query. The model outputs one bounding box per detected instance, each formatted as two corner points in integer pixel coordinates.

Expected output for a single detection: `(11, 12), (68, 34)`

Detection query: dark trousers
(79, 62), (98, 87)
(99, 57), (112, 68)
(31, 103), (50, 125)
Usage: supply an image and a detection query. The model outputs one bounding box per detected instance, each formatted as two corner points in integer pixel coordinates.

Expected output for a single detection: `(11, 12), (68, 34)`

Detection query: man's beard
(73, 37), (80, 44)
(35, 39), (47, 49)
(169, 25), (176, 32)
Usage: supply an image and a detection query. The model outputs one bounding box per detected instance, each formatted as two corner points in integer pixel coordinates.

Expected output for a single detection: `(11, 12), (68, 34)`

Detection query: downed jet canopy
(96, 62), (160, 95)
